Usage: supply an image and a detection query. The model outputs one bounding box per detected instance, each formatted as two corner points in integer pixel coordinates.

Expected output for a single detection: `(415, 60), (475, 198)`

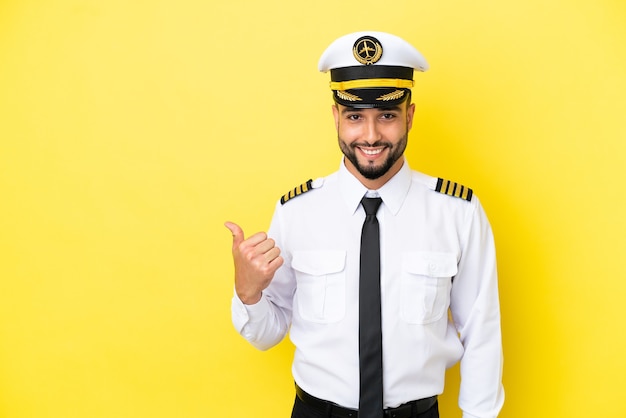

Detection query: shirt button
(428, 262), (438, 272)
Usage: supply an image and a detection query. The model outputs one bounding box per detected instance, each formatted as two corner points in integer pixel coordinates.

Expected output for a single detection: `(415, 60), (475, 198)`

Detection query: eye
(380, 113), (397, 120)
(346, 113), (362, 121)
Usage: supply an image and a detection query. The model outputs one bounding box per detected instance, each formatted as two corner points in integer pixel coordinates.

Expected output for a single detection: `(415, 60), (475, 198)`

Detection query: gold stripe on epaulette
(280, 179), (313, 205)
(435, 178), (473, 202)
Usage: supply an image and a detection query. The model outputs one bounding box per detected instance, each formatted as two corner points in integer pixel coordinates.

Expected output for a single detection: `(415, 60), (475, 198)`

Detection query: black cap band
(330, 65), (413, 82)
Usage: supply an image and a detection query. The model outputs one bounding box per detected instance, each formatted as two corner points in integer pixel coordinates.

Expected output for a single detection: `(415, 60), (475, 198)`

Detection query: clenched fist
(224, 221), (284, 305)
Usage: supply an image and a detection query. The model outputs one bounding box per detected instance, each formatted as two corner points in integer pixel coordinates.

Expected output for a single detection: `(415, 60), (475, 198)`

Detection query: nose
(364, 118), (382, 144)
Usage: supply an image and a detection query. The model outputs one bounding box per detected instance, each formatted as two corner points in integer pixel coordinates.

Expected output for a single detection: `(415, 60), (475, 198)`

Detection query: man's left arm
(450, 197), (505, 418)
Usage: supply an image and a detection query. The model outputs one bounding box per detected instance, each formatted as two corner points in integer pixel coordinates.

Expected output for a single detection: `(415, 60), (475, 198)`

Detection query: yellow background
(1, 0), (625, 417)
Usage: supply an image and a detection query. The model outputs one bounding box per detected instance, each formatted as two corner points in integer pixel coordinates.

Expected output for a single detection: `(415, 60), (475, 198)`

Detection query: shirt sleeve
(450, 197), (505, 418)
(230, 201), (296, 351)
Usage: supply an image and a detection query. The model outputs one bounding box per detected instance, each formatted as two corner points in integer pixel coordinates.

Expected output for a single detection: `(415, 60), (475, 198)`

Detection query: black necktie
(359, 197), (384, 418)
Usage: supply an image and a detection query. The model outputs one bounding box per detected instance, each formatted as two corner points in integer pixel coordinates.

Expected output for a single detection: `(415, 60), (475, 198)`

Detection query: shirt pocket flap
(403, 252), (458, 277)
(292, 250), (347, 276)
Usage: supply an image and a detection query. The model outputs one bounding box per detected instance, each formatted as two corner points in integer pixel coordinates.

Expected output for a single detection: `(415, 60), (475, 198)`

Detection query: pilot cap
(318, 31), (428, 108)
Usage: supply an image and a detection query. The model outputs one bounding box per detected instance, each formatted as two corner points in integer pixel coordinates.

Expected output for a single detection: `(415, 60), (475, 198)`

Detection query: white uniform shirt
(232, 159), (504, 418)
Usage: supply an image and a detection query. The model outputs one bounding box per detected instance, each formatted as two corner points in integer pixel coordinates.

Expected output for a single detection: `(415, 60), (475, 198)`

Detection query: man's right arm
(225, 218), (293, 350)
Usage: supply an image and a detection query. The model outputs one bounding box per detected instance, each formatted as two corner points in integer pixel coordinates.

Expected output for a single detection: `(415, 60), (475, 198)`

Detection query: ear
(331, 104), (340, 131)
(406, 102), (416, 131)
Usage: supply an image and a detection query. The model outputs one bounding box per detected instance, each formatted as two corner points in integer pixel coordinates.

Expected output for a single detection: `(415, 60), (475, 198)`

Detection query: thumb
(224, 221), (245, 247)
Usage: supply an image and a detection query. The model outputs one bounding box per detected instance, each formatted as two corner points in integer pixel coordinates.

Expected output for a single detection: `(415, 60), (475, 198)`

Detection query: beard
(338, 130), (408, 180)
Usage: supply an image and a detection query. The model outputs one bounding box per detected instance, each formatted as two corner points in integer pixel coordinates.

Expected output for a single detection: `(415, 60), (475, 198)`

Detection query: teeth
(361, 148), (383, 155)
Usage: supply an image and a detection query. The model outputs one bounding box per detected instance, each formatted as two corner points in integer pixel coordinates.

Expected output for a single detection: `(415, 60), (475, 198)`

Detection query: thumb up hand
(225, 222), (284, 305)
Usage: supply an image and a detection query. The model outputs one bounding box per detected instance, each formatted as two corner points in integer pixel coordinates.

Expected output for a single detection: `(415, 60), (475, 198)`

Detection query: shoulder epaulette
(435, 178), (473, 202)
(280, 179), (313, 205)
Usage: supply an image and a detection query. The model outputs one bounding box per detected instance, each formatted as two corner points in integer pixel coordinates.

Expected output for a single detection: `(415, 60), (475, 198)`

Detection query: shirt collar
(338, 157), (412, 216)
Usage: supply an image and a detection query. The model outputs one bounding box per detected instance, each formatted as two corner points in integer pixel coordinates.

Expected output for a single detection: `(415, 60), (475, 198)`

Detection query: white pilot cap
(318, 31), (428, 108)
(318, 31), (428, 73)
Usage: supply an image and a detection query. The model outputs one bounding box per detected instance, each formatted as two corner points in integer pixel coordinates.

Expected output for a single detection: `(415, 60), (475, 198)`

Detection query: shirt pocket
(400, 251), (457, 324)
(292, 250), (347, 323)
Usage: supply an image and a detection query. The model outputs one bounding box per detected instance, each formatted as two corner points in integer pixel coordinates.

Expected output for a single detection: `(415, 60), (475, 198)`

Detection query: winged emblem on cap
(353, 36), (383, 65)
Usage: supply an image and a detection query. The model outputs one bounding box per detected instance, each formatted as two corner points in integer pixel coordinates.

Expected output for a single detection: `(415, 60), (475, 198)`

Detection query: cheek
(385, 122), (408, 138)
(337, 123), (360, 141)
(372, 126), (396, 141)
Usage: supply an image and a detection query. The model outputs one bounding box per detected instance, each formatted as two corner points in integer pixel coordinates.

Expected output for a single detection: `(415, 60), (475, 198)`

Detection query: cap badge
(353, 36), (383, 65)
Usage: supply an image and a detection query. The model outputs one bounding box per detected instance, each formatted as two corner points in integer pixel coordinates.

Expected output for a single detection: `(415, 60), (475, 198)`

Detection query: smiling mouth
(358, 146), (385, 156)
